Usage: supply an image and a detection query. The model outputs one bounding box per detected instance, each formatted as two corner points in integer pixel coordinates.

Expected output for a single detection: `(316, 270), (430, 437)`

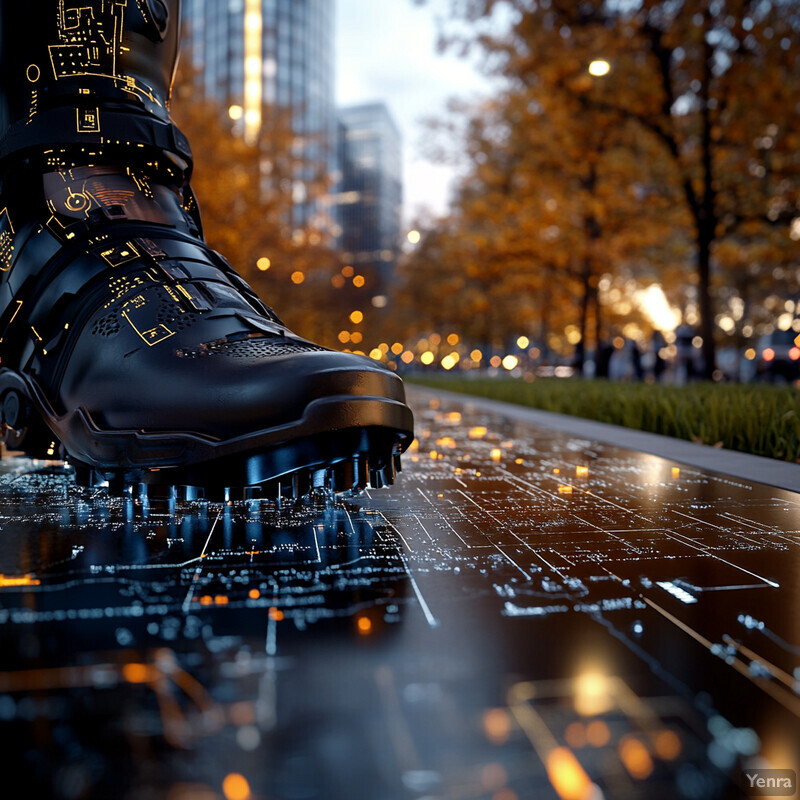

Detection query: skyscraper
(181, 0), (337, 229)
(337, 103), (403, 297)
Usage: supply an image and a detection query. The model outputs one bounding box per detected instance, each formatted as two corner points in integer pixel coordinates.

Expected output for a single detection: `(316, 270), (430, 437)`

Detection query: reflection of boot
(0, 2), (413, 498)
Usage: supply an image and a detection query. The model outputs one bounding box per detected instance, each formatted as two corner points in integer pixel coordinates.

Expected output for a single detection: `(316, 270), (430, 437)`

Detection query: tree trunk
(539, 283), (551, 361)
(593, 284), (602, 356)
(698, 9), (718, 380)
(575, 261), (591, 375)
(698, 231), (715, 380)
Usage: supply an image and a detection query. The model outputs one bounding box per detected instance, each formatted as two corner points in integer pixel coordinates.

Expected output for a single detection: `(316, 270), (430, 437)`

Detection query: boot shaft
(0, 0), (190, 170)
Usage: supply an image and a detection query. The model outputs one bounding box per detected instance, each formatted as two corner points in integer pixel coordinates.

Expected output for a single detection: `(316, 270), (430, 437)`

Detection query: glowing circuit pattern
(0, 388), (797, 799)
(20, 0), (166, 135)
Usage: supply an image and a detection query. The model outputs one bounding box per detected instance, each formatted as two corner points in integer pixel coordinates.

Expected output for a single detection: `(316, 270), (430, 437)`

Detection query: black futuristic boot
(0, 1), (413, 499)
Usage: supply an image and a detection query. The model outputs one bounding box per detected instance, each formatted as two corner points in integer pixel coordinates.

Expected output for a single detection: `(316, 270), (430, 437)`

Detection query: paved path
(414, 384), (800, 492)
(0, 387), (797, 799)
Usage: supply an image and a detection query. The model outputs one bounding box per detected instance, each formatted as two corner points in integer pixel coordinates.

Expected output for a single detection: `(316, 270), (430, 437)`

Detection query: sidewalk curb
(408, 385), (800, 494)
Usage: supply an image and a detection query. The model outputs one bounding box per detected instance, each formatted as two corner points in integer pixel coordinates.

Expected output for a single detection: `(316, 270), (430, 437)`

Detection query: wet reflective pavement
(0, 387), (798, 800)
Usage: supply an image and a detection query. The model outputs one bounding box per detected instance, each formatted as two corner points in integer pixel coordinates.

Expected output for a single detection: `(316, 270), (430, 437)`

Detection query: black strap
(0, 108), (192, 169)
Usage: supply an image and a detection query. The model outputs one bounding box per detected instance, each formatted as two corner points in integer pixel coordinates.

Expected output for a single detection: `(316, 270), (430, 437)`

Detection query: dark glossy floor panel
(0, 388), (798, 799)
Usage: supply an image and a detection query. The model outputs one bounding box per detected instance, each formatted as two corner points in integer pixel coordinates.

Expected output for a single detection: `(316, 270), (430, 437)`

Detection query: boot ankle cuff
(0, 108), (191, 173)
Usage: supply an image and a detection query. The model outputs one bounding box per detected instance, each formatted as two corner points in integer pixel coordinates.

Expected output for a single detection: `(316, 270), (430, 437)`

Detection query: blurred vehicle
(754, 329), (800, 382)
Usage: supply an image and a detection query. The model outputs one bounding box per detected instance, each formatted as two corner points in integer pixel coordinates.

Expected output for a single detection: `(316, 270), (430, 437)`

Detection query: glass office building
(182, 0), (337, 230)
(337, 103), (403, 295)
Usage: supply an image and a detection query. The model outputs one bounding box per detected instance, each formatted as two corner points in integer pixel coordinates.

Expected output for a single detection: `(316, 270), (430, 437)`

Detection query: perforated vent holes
(91, 312), (121, 337)
(178, 338), (327, 360)
(156, 296), (199, 332)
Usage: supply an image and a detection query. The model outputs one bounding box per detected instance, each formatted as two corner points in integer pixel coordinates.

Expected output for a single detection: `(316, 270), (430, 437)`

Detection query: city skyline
(335, 0), (492, 224)
(181, 0), (493, 228)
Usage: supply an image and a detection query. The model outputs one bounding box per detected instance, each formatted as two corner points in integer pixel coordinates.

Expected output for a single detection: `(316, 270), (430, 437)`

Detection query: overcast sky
(335, 0), (492, 225)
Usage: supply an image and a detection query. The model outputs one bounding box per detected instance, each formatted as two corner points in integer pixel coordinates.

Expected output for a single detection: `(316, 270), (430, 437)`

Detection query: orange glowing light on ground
(671, 467), (681, 479)
(222, 773), (251, 800)
(558, 484), (573, 494)
(357, 616), (373, 634)
(574, 670), (613, 717)
(269, 607), (284, 622)
(483, 708), (512, 745)
(0, 573), (40, 587)
(122, 663), (152, 684)
(437, 436), (457, 449)
(229, 701), (256, 726)
(469, 426), (488, 439)
(546, 747), (593, 800)
(653, 729), (682, 760)
(585, 719), (611, 747)
(564, 722), (586, 749)
(619, 736), (654, 779)
(574, 672), (613, 716)
(576, 465), (589, 477)
(491, 448), (503, 462)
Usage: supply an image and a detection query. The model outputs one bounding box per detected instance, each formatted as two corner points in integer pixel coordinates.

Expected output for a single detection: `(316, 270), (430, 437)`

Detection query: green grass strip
(408, 376), (800, 462)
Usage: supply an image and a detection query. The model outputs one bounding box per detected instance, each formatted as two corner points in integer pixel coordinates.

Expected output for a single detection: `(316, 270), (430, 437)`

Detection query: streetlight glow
(588, 59), (611, 77)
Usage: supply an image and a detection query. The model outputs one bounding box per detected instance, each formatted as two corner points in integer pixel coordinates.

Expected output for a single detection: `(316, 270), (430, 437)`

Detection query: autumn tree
(423, 0), (800, 378)
(399, 77), (689, 367)
(170, 61), (344, 347)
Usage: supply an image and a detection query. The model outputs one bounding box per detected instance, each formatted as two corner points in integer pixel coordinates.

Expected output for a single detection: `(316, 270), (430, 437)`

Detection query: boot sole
(0, 368), (414, 500)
